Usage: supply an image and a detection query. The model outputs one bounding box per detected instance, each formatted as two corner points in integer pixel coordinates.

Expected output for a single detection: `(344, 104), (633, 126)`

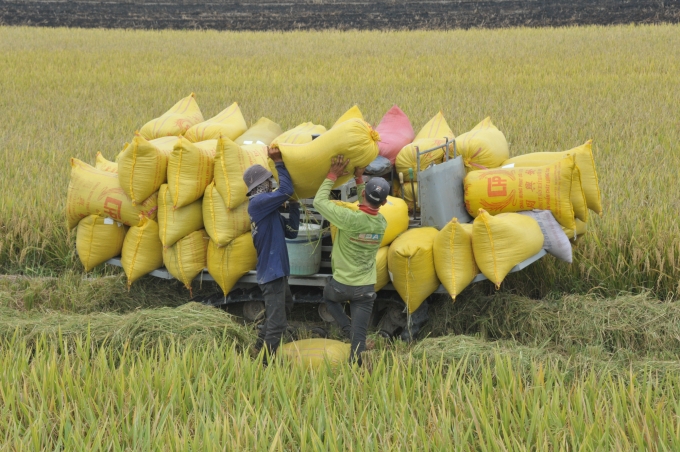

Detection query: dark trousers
(323, 278), (376, 365)
(258, 277), (294, 355)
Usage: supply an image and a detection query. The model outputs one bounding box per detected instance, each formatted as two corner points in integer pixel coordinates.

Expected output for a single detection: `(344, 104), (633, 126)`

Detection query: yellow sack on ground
(387, 227), (439, 314)
(433, 219), (477, 300)
(121, 217), (163, 287)
(329, 196), (408, 247)
(149, 136), (180, 155)
(235, 117), (283, 146)
(395, 138), (453, 182)
(279, 339), (351, 369)
(207, 233), (257, 295)
(455, 117), (509, 171)
(158, 184), (203, 248)
(272, 118), (380, 199)
(272, 122), (327, 145)
(76, 215), (127, 272)
(118, 133), (168, 205)
(163, 229), (209, 290)
(472, 210), (544, 288)
(375, 246), (390, 291)
(66, 158), (158, 229)
(332, 105), (364, 128)
(464, 157), (576, 232)
(502, 140), (602, 214)
(203, 182), (251, 246)
(184, 102), (247, 143)
(167, 137), (214, 209)
(569, 218), (587, 238)
(414, 111), (454, 141)
(139, 93), (204, 140)
(214, 138), (271, 209)
(95, 152), (118, 173)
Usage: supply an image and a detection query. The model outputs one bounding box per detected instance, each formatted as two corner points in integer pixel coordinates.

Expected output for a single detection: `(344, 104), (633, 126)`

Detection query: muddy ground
(1, 0), (678, 30)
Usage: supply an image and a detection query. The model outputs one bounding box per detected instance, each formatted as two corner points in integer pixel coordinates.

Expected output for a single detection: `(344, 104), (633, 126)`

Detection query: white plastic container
(286, 223), (323, 275)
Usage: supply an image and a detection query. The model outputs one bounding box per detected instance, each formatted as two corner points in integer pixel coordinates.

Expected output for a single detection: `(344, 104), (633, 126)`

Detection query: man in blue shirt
(244, 146), (300, 359)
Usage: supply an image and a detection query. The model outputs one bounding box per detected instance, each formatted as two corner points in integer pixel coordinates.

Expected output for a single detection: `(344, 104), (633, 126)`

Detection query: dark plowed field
(1, 0), (679, 30)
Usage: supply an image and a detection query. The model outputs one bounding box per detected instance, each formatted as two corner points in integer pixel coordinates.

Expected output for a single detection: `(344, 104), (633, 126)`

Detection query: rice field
(2, 24), (680, 449)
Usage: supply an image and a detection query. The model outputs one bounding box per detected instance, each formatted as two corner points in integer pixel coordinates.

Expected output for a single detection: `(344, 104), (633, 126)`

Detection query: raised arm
(248, 148), (294, 218)
(312, 155), (358, 229)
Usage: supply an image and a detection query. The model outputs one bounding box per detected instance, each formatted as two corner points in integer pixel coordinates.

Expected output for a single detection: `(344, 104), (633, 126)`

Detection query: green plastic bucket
(286, 223), (323, 276)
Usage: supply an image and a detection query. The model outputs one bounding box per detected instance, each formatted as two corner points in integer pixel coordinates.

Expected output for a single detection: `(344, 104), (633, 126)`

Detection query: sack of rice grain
(395, 112), (454, 181)
(184, 102), (247, 143)
(163, 229), (209, 290)
(455, 117), (509, 172)
(76, 215), (127, 272)
(387, 227), (440, 313)
(139, 93), (204, 140)
(95, 152), (119, 173)
(272, 122), (327, 145)
(206, 233), (258, 296)
(433, 219), (478, 300)
(121, 217), (163, 287)
(203, 182), (251, 246)
(332, 105), (364, 128)
(375, 246), (390, 292)
(279, 339), (351, 369)
(66, 158), (158, 229)
(376, 105), (415, 164)
(167, 137), (215, 209)
(272, 118), (380, 199)
(157, 184), (203, 248)
(214, 138), (271, 209)
(117, 133), (169, 205)
(472, 209), (544, 288)
(502, 140), (602, 214)
(464, 157), (576, 233)
(234, 117), (283, 146)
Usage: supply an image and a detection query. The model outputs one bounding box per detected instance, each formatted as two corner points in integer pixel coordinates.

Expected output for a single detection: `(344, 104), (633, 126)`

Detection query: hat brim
(246, 170), (273, 193)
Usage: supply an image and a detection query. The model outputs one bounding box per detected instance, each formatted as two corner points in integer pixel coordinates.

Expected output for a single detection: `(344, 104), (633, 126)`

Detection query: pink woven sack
(375, 105), (415, 164)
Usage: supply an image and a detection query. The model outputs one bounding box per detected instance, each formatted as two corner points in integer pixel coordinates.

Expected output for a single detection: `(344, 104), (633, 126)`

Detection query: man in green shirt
(313, 155), (390, 365)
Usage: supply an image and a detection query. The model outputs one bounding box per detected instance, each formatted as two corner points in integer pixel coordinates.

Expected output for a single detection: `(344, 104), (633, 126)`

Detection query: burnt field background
(1, 0), (679, 30)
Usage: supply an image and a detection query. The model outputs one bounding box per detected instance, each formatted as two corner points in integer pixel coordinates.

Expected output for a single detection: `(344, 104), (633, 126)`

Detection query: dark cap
(364, 177), (390, 205)
(242, 164), (273, 193)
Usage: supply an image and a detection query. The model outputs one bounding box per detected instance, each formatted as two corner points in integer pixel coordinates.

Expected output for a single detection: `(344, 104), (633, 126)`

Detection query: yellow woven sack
(114, 143), (128, 163)
(235, 117), (283, 146)
(76, 215), (127, 272)
(375, 246), (390, 291)
(472, 210), (544, 288)
(387, 227), (440, 313)
(139, 93), (204, 140)
(207, 234), (257, 296)
(66, 158), (158, 229)
(203, 182), (251, 246)
(194, 139), (218, 156)
(433, 220), (477, 300)
(158, 184), (203, 248)
(455, 117), (509, 172)
(575, 218), (587, 236)
(329, 196), (408, 247)
(279, 339), (351, 369)
(395, 138), (453, 182)
(272, 118), (380, 199)
(272, 122), (327, 145)
(332, 105), (364, 128)
(184, 102), (247, 143)
(464, 157), (576, 232)
(393, 180), (420, 212)
(149, 136), (180, 155)
(414, 111), (454, 141)
(121, 217), (163, 287)
(167, 136), (214, 209)
(214, 138), (270, 209)
(95, 152), (118, 173)
(163, 229), (209, 290)
(502, 140), (601, 214)
(117, 133), (168, 205)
